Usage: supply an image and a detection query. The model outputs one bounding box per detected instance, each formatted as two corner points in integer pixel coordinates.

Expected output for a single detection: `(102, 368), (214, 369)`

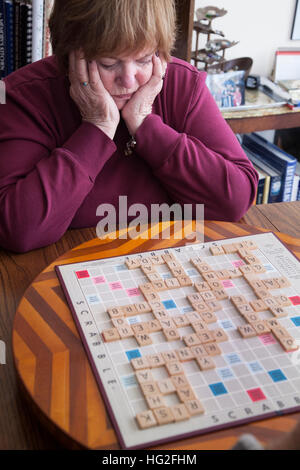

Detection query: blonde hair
(49, 0), (177, 72)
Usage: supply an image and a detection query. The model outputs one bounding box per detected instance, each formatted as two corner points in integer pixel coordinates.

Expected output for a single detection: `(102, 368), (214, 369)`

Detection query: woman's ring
(81, 81), (89, 87)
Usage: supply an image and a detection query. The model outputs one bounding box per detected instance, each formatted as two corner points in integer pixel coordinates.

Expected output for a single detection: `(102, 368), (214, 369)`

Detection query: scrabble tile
(197, 330), (215, 344)
(194, 281), (210, 292)
(136, 369), (154, 384)
(149, 254), (165, 265)
(237, 248), (252, 259)
(196, 356), (216, 371)
(177, 347), (195, 362)
(147, 353), (166, 368)
(125, 258), (141, 269)
(147, 273), (163, 282)
(140, 382), (160, 396)
(243, 255), (261, 265)
(177, 386), (197, 402)
(135, 333), (153, 346)
(251, 264), (266, 274)
(190, 344), (207, 358)
(183, 333), (202, 347)
(149, 301), (165, 311)
(117, 325), (134, 339)
(187, 311), (202, 323)
(227, 268), (243, 278)
(162, 253), (177, 263)
(202, 271), (219, 282)
(163, 328), (181, 342)
(170, 267), (186, 277)
(136, 410), (157, 429)
(265, 318), (280, 329)
(274, 277), (291, 288)
(177, 275), (194, 287)
(157, 378), (176, 395)
(145, 394), (166, 409)
(102, 328), (120, 342)
(187, 293), (203, 304)
(190, 256), (205, 267)
(165, 361), (184, 376)
(199, 310), (217, 324)
(213, 288), (229, 301)
(250, 299), (268, 312)
(210, 245), (225, 256)
(166, 260), (182, 270)
(248, 280), (266, 290)
(193, 301), (211, 313)
(170, 403), (190, 422)
(237, 324), (257, 338)
(171, 374), (190, 388)
(111, 317), (128, 328)
(196, 263), (213, 274)
(263, 278), (281, 290)
(201, 291), (216, 302)
(147, 319), (163, 333)
(239, 265), (255, 275)
(204, 342), (222, 356)
(254, 288), (271, 299)
(237, 303), (255, 316)
(153, 406), (175, 425)
(222, 243), (237, 254)
(205, 300), (221, 312)
(162, 350), (179, 363)
(277, 336), (299, 352)
(132, 322), (149, 335)
(151, 280), (168, 291)
(212, 328), (228, 342)
(107, 307), (124, 319)
(174, 315), (191, 327)
(208, 280), (223, 290)
(135, 302), (152, 314)
(140, 257), (153, 267)
(160, 318), (176, 330)
(143, 291), (161, 302)
(230, 295), (247, 306)
(252, 322), (271, 335)
(274, 295), (292, 307)
(152, 309), (170, 320)
(215, 270), (231, 280)
(131, 356), (150, 371)
(242, 312), (261, 324)
(243, 240), (258, 250)
(264, 297), (280, 309)
(139, 283), (155, 297)
(141, 264), (157, 276)
(271, 326), (290, 340)
(270, 306), (288, 318)
(192, 321), (207, 334)
(121, 304), (138, 317)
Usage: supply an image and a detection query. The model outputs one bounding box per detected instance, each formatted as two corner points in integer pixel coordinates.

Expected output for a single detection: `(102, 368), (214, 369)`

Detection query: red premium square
(76, 270), (90, 279)
(289, 296), (300, 306)
(247, 388), (266, 402)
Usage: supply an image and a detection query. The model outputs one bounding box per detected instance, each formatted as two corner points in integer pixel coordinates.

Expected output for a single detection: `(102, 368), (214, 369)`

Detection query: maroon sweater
(0, 56), (258, 252)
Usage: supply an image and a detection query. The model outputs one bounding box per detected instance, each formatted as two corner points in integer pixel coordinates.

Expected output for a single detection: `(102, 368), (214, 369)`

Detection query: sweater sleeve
(135, 71), (258, 222)
(0, 81), (116, 253)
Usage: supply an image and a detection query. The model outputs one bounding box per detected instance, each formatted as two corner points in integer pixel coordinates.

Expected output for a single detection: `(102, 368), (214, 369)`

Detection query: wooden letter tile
(177, 347), (195, 362)
(131, 356), (150, 371)
(136, 410), (157, 429)
(237, 324), (257, 338)
(135, 333), (153, 347)
(145, 394), (166, 409)
(153, 407), (175, 425)
(163, 328), (181, 342)
(177, 387), (197, 403)
(136, 369), (154, 384)
(204, 342), (222, 356)
(102, 328), (120, 342)
(196, 356), (216, 371)
(107, 307), (124, 319)
(157, 379), (176, 395)
(165, 361), (184, 376)
(171, 404), (190, 422)
(147, 353), (166, 368)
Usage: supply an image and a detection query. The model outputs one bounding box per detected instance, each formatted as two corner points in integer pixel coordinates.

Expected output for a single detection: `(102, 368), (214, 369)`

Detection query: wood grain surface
(11, 218), (300, 450)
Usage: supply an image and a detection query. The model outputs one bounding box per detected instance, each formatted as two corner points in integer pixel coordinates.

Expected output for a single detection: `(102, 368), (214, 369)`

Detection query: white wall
(193, 0), (300, 77)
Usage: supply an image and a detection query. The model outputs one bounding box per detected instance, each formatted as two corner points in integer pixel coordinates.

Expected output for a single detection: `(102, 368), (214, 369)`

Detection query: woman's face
(97, 48), (155, 109)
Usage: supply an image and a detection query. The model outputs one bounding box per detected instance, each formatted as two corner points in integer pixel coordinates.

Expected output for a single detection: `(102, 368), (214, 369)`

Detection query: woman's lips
(113, 94), (133, 99)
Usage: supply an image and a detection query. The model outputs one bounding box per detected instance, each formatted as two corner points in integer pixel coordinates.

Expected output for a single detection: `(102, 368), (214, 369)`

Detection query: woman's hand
(68, 49), (120, 140)
(121, 54), (167, 136)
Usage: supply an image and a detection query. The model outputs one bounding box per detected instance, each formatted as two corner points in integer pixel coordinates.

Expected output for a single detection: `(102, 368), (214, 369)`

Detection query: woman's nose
(117, 64), (137, 89)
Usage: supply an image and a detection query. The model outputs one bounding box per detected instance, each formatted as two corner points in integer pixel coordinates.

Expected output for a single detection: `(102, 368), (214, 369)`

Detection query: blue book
(243, 146), (283, 203)
(252, 164), (266, 205)
(0, 0), (5, 78)
(243, 132), (297, 202)
(4, 0), (14, 76)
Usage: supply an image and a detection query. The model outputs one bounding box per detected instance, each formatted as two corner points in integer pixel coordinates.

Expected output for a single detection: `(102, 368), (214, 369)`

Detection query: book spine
(4, 0), (14, 76)
(243, 134), (296, 202)
(0, 0), (5, 78)
(256, 178), (265, 205)
(43, 0), (53, 57)
(13, 0), (21, 70)
(262, 176), (270, 204)
(31, 0), (43, 62)
(267, 174), (282, 203)
(291, 174), (300, 202)
(25, 1), (32, 65)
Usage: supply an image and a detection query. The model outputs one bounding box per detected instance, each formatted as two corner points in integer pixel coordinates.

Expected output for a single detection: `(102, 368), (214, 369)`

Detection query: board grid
(55, 232), (300, 449)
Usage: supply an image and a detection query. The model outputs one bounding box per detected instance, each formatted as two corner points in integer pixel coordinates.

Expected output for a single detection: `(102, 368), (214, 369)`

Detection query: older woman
(0, 0), (258, 252)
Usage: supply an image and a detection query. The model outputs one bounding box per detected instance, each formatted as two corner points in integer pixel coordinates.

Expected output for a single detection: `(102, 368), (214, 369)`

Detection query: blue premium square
(268, 369), (287, 383)
(126, 349), (141, 361)
(209, 382), (228, 396)
(291, 317), (300, 327)
(162, 299), (177, 309)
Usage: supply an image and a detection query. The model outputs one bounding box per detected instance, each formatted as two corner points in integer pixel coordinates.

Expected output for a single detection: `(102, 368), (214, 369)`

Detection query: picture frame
(291, 0), (300, 40)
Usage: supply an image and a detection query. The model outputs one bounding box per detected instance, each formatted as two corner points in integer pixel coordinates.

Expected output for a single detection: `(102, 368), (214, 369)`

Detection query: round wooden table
(12, 221), (300, 449)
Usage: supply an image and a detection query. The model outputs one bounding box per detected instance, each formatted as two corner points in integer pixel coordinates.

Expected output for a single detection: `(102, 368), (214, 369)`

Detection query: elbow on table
(0, 227), (59, 253)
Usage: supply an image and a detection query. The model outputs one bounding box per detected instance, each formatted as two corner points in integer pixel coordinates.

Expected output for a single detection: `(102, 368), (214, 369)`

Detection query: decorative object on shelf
(192, 5), (239, 71)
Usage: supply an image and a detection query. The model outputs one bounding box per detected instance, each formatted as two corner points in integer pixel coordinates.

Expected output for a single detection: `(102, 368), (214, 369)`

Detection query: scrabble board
(55, 232), (300, 449)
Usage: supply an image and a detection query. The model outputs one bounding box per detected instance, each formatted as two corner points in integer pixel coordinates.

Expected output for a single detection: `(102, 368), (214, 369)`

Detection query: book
(243, 146), (283, 204)
(291, 161), (300, 202)
(242, 133), (297, 203)
(43, 0), (53, 58)
(277, 79), (300, 105)
(13, 0), (21, 70)
(4, 0), (14, 76)
(252, 164), (270, 205)
(0, 0), (5, 78)
(31, 0), (43, 62)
